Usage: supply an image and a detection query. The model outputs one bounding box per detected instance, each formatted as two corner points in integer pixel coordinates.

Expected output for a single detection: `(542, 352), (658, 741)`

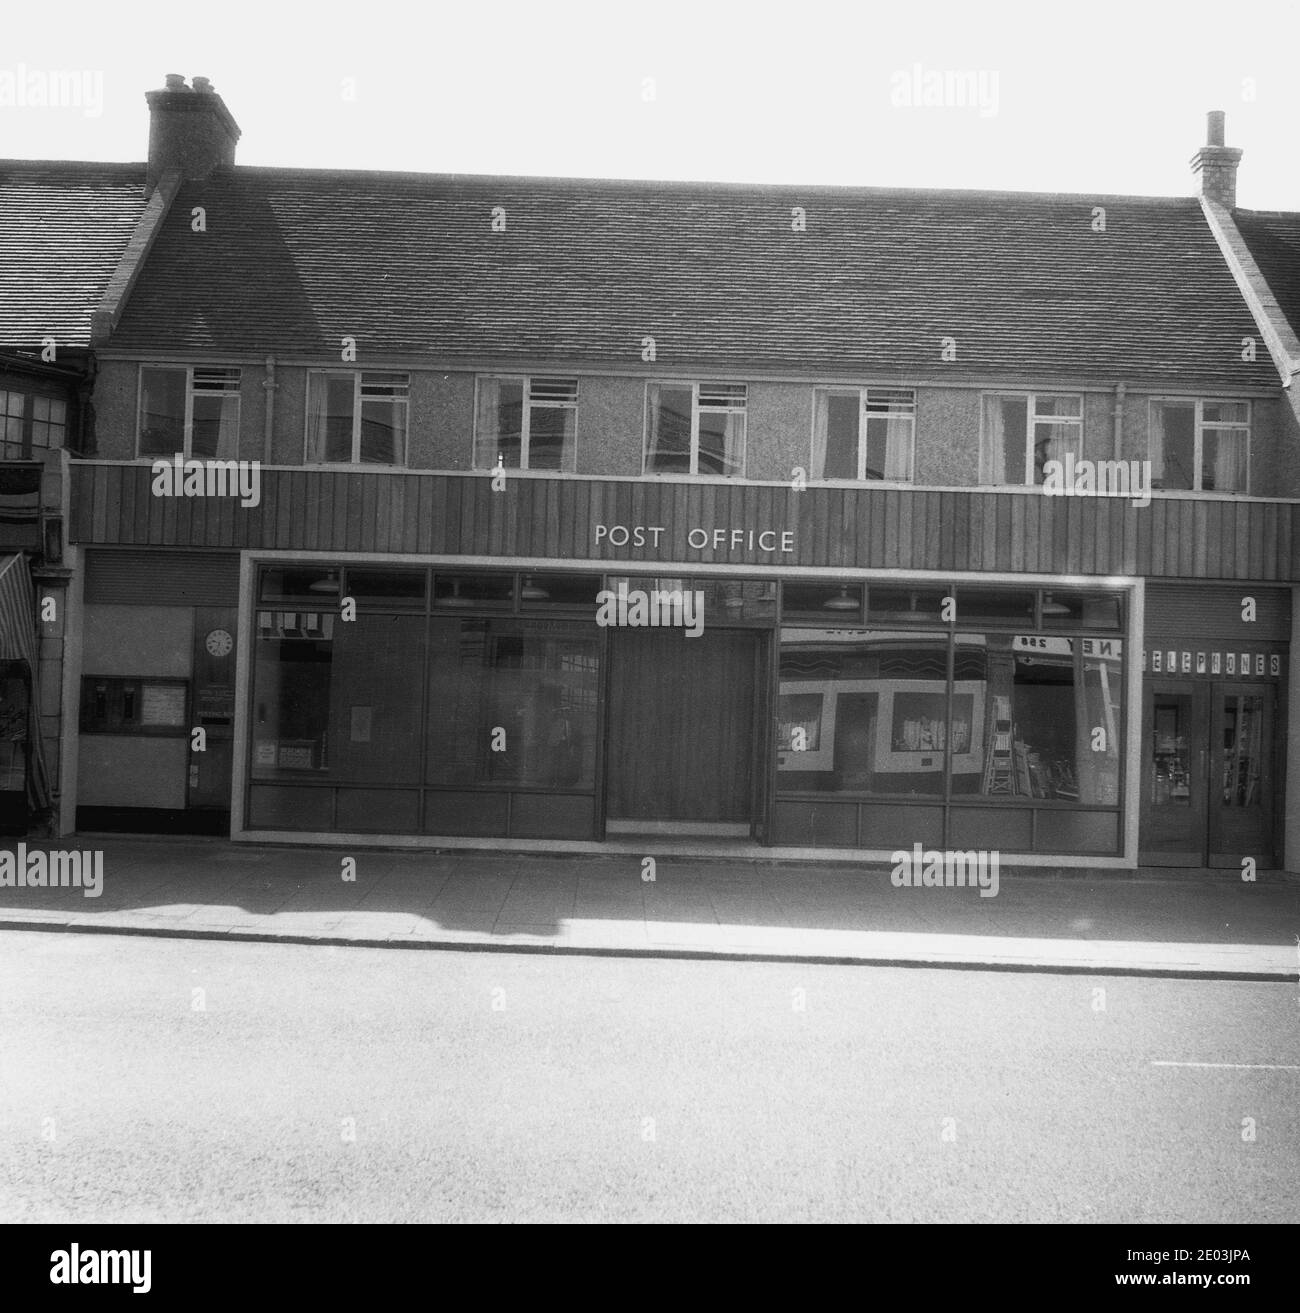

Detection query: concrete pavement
(0, 837), (1297, 979)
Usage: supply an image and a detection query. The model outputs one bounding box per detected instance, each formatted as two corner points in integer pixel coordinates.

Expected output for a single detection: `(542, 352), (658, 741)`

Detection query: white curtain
(811, 397), (828, 479)
(305, 375), (333, 463)
(1035, 421), (1080, 480)
(475, 377), (522, 468)
(1211, 430), (1247, 491)
(214, 395), (239, 460)
(980, 397), (1006, 484)
(883, 416), (912, 480)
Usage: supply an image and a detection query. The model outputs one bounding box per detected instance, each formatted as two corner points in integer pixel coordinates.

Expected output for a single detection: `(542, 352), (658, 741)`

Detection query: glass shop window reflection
(427, 619), (600, 791)
(776, 632), (948, 797)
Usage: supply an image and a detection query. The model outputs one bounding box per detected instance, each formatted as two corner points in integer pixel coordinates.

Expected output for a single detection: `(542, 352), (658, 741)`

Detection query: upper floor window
(645, 382), (746, 477)
(813, 387), (916, 481)
(0, 390), (67, 459)
(139, 366), (241, 459)
(1149, 399), (1249, 493)
(980, 392), (1082, 486)
(475, 376), (578, 472)
(306, 371), (408, 465)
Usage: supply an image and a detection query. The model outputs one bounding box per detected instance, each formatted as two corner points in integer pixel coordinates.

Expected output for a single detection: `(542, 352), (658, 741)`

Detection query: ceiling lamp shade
(823, 585), (860, 611)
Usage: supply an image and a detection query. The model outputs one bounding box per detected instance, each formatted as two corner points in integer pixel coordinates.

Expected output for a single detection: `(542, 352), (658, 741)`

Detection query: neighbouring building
(3, 78), (1299, 867)
(0, 161), (153, 834)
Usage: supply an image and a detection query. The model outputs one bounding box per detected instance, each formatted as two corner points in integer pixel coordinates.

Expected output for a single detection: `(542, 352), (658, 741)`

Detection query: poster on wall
(140, 682), (187, 728)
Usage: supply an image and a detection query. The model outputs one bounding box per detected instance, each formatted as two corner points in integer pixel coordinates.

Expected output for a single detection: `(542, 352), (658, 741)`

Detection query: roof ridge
(135, 163), (1200, 206)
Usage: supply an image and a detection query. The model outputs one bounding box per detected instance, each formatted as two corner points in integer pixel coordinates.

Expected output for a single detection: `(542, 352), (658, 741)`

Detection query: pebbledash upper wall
(88, 360), (1298, 497)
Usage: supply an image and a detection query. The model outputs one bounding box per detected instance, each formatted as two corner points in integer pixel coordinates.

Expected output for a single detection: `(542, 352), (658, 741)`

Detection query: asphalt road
(1, 930), (1297, 1223)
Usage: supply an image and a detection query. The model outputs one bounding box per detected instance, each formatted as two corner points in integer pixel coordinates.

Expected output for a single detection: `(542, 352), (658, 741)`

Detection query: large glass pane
(947, 640), (989, 794)
(259, 565), (342, 604)
(426, 619), (599, 790)
(1150, 400), (1194, 491)
(867, 586), (949, 627)
(251, 610), (334, 775)
(1151, 695), (1192, 808)
(1032, 420), (1081, 483)
(433, 573), (514, 608)
(953, 586), (1036, 627)
(359, 398), (404, 464)
(344, 567), (427, 608)
(776, 630), (946, 797)
(1221, 693), (1264, 807)
(1, 392), (25, 457)
(1075, 639), (1123, 804)
(519, 573), (601, 610)
(697, 407), (744, 477)
(30, 394), (66, 451)
(646, 385), (692, 473)
(327, 613), (423, 783)
(307, 374), (356, 463)
(527, 403), (575, 471)
(1202, 426), (1248, 493)
(475, 378), (523, 468)
(814, 390), (859, 479)
(782, 581), (863, 625)
(604, 575), (774, 628)
(139, 366), (186, 456)
(962, 633), (1121, 805)
(981, 394), (1028, 484)
(864, 389), (915, 481)
(191, 387), (240, 459)
(1040, 589), (1124, 631)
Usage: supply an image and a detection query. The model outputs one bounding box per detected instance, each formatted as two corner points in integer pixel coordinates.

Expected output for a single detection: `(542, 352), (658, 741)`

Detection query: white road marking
(1152, 1061), (1300, 1070)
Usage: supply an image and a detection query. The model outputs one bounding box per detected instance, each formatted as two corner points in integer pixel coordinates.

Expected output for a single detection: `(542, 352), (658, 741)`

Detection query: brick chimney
(1191, 109), (1242, 208)
(145, 73), (241, 193)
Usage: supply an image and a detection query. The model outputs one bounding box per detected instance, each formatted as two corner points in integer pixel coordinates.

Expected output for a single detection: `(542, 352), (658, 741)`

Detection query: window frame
(811, 385), (917, 482)
(980, 390), (1084, 487)
(136, 364), (243, 460)
(1147, 397), (1251, 494)
(473, 374), (580, 472)
(0, 386), (69, 460)
(304, 369), (409, 467)
(643, 380), (747, 478)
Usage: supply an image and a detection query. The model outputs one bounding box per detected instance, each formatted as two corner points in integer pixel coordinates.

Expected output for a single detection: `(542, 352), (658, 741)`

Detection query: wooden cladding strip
(68, 464), (1300, 581)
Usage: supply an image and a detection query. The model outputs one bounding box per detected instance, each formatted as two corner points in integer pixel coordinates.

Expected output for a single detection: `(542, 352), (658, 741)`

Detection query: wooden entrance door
(605, 629), (759, 825)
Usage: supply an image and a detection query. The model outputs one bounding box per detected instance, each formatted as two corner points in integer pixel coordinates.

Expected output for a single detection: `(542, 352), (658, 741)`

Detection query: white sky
(2, 0), (1298, 209)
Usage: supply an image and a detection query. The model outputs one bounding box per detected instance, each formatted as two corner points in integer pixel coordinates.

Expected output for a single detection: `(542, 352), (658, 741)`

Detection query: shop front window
(777, 631), (948, 797)
(775, 585), (1128, 853)
(959, 633), (1122, 805)
(427, 619), (600, 791)
(252, 611), (335, 774)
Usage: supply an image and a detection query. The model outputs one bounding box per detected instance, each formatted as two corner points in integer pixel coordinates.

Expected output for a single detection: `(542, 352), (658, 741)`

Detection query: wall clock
(205, 628), (234, 658)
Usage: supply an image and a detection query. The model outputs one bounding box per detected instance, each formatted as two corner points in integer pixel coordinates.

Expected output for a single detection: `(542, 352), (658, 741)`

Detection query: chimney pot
(1191, 109), (1242, 208)
(145, 74), (241, 193)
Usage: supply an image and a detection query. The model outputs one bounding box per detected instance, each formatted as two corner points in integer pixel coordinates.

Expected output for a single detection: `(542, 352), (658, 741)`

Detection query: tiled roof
(11, 163), (1285, 387)
(1233, 209), (1300, 343)
(0, 162), (150, 347)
